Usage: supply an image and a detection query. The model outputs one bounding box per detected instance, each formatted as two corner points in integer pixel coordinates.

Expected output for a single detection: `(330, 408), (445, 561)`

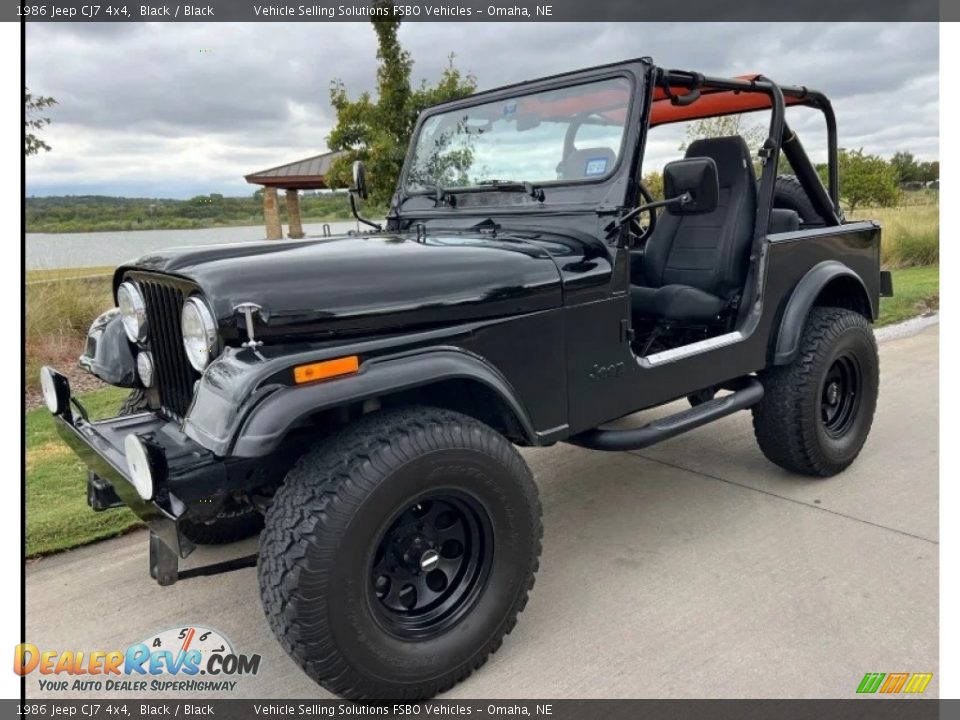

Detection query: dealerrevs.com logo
(14, 625), (260, 694)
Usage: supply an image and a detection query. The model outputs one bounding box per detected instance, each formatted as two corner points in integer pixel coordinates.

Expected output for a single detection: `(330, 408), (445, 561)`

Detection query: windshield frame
(398, 68), (639, 203)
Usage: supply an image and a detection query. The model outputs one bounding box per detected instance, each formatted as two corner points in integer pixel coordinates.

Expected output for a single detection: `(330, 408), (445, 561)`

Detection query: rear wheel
(753, 307), (878, 476)
(258, 406), (542, 700)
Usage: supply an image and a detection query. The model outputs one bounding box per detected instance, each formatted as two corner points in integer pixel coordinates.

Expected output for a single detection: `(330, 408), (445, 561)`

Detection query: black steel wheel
(820, 354), (862, 438)
(258, 406), (542, 700)
(370, 493), (493, 639)
(753, 307), (878, 476)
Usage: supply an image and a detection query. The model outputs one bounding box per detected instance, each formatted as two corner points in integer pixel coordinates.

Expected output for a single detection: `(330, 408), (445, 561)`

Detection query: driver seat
(631, 136), (756, 324)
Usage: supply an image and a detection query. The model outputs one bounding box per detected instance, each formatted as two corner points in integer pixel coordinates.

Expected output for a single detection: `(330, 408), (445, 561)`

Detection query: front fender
(182, 342), (538, 458)
(229, 349), (537, 458)
(773, 260), (873, 365)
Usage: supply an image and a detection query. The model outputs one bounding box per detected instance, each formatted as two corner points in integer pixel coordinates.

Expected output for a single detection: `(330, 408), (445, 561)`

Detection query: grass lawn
(26, 266), (114, 283)
(877, 265), (939, 327)
(26, 386), (140, 557)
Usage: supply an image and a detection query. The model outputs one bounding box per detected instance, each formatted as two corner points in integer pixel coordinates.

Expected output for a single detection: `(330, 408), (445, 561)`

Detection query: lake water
(26, 219), (369, 270)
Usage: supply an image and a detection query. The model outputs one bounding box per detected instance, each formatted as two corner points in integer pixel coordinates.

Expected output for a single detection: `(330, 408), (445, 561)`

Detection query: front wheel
(753, 307), (879, 476)
(258, 407), (542, 700)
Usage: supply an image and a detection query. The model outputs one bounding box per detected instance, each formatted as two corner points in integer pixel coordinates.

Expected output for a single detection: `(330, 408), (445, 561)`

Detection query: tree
(917, 160), (939, 184)
(326, 3), (476, 205)
(890, 151), (921, 184)
(25, 88), (57, 157)
(830, 148), (899, 212)
(681, 114), (768, 176)
(681, 114), (766, 153)
(641, 170), (663, 200)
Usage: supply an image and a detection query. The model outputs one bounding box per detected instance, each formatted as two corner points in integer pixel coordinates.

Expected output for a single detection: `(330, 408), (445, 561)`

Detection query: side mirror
(663, 157), (719, 214)
(351, 160), (369, 201)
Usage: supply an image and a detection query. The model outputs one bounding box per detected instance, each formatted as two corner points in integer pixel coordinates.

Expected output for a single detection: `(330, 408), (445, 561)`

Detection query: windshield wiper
(416, 184), (456, 207)
(475, 180), (545, 202)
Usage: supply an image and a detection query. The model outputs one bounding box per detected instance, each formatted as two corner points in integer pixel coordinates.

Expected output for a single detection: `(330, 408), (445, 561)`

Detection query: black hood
(118, 231), (564, 340)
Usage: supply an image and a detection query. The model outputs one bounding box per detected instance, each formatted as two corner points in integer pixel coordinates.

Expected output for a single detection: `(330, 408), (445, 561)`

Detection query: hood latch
(234, 303), (264, 349)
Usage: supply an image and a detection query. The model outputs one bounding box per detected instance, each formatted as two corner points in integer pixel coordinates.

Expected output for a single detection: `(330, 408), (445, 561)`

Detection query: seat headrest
(557, 147), (617, 180)
(684, 136), (754, 187)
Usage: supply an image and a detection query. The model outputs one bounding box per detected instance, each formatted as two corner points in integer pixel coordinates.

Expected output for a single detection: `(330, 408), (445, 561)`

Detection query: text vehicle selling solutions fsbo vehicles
(42, 58), (892, 699)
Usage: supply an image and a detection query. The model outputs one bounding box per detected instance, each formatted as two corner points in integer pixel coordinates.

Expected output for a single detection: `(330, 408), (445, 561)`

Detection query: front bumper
(50, 372), (229, 559)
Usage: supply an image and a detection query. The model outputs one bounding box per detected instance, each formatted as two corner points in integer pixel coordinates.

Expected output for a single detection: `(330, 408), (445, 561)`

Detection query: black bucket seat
(630, 136), (757, 324)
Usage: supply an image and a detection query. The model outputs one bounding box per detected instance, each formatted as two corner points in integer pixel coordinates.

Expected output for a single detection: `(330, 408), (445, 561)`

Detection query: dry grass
(850, 203), (939, 269)
(26, 274), (114, 397)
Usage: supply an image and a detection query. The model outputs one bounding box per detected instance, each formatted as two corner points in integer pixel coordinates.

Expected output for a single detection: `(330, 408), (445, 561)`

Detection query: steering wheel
(630, 182), (658, 245)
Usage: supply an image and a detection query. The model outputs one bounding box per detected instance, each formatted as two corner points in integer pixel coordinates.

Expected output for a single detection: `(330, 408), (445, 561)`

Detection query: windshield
(405, 76), (632, 193)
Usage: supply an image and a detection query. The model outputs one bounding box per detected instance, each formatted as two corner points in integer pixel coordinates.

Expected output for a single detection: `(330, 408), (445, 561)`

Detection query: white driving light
(137, 351), (155, 388)
(40, 366), (70, 415)
(181, 296), (219, 371)
(117, 282), (148, 343)
(124, 434), (155, 501)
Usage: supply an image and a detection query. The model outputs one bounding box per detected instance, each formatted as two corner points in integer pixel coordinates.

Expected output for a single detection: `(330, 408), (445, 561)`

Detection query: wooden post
(263, 187), (282, 240)
(285, 189), (305, 239)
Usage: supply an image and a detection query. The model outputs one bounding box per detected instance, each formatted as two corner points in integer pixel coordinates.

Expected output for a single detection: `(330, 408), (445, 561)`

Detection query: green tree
(681, 114), (766, 153)
(681, 114), (768, 176)
(641, 170), (663, 200)
(25, 88), (57, 157)
(917, 160), (939, 184)
(827, 148), (899, 212)
(890, 151), (920, 184)
(326, 2), (476, 205)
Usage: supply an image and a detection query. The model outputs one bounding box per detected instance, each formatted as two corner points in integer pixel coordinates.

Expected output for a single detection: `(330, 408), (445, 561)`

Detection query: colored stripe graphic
(903, 673), (933, 694)
(879, 673), (909, 693)
(857, 673), (885, 694)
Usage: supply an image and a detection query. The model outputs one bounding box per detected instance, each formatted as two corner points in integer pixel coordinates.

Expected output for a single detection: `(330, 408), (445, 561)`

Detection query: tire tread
(257, 406), (542, 700)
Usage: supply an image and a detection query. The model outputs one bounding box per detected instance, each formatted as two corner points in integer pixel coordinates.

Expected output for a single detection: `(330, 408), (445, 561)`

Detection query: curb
(875, 313), (939, 343)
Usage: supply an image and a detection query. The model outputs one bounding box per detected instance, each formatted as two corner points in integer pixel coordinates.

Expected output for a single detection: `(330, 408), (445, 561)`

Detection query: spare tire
(773, 175), (824, 227)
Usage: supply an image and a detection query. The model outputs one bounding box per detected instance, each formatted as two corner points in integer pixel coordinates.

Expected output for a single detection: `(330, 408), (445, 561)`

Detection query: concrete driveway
(25, 323), (939, 699)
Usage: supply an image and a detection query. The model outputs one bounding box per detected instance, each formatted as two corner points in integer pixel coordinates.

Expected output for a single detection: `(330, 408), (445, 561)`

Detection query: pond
(26, 219), (368, 270)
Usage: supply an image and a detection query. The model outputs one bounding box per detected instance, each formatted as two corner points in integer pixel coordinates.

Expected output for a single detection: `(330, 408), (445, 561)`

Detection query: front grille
(138, 278), (197, 421)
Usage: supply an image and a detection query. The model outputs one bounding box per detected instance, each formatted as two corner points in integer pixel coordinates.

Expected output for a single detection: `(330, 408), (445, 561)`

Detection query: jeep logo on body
(589, 362), (625, 381)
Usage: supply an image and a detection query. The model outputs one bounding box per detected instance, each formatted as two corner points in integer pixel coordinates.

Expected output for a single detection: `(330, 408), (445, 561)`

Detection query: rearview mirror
(351, 160), (369, 201)
(663, 157), (719, 214)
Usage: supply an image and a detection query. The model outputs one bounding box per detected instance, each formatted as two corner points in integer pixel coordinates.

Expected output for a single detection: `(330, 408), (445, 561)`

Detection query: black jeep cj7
(43, 59), (892, 699)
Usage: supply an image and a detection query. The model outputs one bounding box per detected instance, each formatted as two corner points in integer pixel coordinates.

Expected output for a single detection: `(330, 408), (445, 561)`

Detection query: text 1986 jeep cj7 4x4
(43, 58), (892, 699)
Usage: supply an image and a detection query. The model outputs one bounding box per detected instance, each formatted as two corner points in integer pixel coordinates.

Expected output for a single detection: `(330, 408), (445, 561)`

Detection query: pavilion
(245, 150), (344, 239)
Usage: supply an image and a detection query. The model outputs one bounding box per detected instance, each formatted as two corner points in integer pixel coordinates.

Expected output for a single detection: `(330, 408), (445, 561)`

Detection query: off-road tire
(258, 406), (542, 700)
(773, 175), (824, 227)
(753, 307), (878, 476)
(117, 390), (263, 545)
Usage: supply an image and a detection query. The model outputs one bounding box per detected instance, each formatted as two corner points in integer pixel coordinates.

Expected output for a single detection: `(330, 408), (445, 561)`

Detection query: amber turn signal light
(293, 356), (359, 384)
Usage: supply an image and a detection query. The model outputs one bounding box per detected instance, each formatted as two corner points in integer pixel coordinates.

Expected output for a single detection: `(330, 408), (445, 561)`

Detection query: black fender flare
(773, 260), (873, 365)
(230, 349), (538, 458)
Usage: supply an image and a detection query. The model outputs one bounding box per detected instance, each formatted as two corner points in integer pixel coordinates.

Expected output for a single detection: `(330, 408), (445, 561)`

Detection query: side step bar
(569, 377), (764, 452)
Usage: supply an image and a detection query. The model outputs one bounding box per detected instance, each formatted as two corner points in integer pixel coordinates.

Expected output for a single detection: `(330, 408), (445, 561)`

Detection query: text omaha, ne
(253, 4), (552, 17)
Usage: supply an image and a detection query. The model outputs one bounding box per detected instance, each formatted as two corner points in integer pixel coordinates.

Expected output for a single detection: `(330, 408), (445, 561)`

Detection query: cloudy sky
(25, 22), (938, 198)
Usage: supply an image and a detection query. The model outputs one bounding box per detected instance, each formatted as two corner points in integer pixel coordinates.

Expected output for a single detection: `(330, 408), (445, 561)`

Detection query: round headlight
(117, 282), (147, 343)
(124, 434), (155, 501)
(137, 351), (155, 388)
(181, 296), (219, 371)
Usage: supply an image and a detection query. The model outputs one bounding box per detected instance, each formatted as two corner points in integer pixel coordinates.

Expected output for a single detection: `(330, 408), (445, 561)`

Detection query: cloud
(25, 21), (938, 197)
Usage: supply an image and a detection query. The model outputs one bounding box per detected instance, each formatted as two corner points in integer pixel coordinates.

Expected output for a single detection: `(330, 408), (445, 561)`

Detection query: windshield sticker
(584, 157), (608, 176)
(503, 100), (518, 116)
